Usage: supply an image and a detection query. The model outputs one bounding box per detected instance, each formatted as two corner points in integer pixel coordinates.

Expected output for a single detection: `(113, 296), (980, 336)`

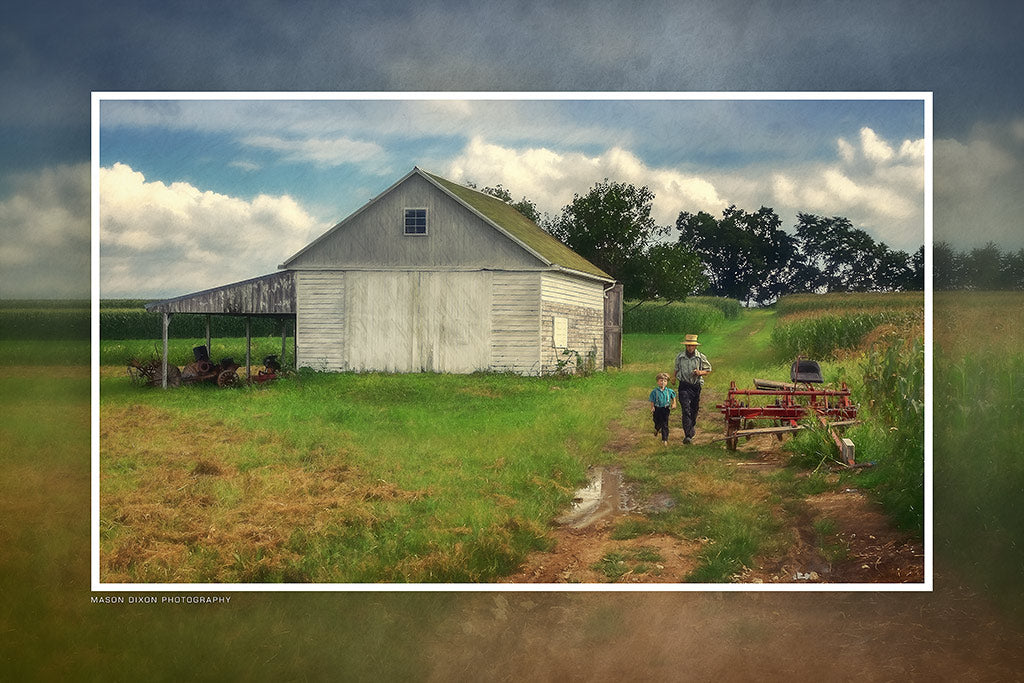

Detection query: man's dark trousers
(677, 381), (701, 439)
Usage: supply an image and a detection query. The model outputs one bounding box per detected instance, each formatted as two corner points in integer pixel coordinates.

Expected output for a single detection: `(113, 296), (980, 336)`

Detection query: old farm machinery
(716, 358), (862, 466)
(128, 346), (281, 388)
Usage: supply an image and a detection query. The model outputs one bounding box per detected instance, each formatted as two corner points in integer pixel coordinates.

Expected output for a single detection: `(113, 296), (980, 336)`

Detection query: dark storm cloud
(4, 1), (1022, 135)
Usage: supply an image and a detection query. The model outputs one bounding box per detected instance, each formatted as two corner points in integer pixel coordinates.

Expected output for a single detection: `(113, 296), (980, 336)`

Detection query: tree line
(934, 241), (1024, 291)
(479, 179), (924, 307)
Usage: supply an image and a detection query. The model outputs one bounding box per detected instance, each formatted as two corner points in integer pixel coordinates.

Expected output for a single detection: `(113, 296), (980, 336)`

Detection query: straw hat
(682, 334), (701, 346)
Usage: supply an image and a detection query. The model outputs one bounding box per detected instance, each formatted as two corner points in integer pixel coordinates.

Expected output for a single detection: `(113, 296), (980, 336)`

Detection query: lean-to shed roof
(145, 270), (295, 315)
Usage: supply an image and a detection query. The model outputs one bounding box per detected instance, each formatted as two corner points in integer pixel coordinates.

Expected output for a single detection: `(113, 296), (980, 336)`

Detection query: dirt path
(506, 324), (924, 585)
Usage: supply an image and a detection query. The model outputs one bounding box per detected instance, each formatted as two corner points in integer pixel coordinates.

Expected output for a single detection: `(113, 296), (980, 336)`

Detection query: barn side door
(603, 283), (623, 368)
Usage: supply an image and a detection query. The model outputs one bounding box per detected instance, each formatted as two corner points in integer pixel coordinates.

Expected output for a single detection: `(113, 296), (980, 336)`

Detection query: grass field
(91, 292), (930, 584)
(0, 293), (928, 584)
(100, 371), (631, 582)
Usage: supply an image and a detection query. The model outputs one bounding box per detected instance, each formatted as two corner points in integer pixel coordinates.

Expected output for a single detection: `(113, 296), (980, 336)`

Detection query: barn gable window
(404, 208), (427, 235)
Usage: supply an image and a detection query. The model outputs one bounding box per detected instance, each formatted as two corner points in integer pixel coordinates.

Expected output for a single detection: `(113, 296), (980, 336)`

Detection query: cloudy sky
(97, 96), (926, 297)
(2, 0), (1022, 298)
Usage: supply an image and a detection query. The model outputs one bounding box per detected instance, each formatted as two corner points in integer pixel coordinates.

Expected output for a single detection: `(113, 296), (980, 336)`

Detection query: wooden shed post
(205, 315), (211, 358)
(245, 316), (251, 381)
(281, 319), (287, 366)
(161, 313), (171, 389)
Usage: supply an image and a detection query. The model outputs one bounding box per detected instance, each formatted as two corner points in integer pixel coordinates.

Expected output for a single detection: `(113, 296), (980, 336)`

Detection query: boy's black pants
(652, 406), (670, 441)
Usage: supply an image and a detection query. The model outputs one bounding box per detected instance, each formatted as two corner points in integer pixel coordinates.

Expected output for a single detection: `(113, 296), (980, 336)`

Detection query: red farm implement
(716, 358), (862, 466)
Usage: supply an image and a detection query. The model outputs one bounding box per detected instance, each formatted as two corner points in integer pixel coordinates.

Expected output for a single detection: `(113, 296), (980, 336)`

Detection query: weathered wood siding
(295, 271), (346, 370)
(287, 173), (544, 271)
(539, 272), (605, 373)
(147, 271), (295, 315)
(490, 272), (541, 374)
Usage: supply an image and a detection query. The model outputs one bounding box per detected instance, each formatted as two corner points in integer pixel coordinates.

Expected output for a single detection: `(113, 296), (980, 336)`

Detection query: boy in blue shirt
(649, 372), (677, 446)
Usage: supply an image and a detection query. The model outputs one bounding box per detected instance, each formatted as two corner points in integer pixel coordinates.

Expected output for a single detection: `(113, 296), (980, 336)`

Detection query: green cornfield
(770, 311), (922, 359)
(622, 300), (727, 334)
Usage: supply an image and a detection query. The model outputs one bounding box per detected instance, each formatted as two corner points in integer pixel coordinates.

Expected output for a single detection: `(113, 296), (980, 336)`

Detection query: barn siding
(298, 270), (491, 373)
(286, 174), (543, 271)
(539, 272), (605, 374)
(345, 271), (491, 373)
(295, 271), (347, 370)
(490, 272), (541, 375)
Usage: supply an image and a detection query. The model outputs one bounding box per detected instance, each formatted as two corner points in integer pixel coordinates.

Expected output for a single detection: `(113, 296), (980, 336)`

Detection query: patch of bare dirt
(504, 465), (699, 583)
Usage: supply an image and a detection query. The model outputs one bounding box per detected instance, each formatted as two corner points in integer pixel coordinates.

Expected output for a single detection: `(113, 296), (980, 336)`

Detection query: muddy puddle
(556, 466), (675, 529)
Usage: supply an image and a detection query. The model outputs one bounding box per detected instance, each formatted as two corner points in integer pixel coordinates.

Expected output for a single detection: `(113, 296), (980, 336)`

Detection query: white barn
(147, 168), (621, 376)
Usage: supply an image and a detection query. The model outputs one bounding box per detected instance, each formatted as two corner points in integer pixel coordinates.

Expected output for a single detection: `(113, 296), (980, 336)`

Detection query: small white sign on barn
(553, 316), (568, 348)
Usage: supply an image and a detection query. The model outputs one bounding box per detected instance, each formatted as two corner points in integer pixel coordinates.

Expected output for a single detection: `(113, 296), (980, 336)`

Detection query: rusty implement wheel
(217, 369), (239, 387)
(726, 418), (740, 451)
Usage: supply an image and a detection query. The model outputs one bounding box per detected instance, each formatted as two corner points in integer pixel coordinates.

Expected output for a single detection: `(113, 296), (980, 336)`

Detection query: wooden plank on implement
(710, 424), (803, 442)
(736, 425), (805, 437)
(753, 378), (796, 390)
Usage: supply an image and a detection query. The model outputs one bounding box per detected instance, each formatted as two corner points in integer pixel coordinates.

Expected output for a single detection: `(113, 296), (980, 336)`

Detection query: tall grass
(784, 338), (924, 535)
(623, 301), (725, 334)
(0, 309), (91, 340)
(100, 309), (287, 340)
(853, 338), (925, 532)
(0, 300), (287, 341)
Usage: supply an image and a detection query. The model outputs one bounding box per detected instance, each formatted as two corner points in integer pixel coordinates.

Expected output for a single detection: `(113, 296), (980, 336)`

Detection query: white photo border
(91, 90), (933, 593)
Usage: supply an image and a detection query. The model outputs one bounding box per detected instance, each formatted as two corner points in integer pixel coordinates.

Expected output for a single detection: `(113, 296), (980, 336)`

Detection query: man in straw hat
(672, 334), (712, 444)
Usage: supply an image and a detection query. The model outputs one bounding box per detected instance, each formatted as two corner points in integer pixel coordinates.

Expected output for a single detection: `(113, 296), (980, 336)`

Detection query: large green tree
(795, 213), (882, 292)
(871, 242), (915, 292)
(675, 205), (804, 305)
(549, 179), (704, 304)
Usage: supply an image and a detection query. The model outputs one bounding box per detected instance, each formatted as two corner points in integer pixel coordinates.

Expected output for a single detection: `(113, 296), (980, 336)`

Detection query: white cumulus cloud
(860, 127), (895, 163)
(767, 127), (925, 250)
(100, 163), (327, 297)
(446, 136), (728, 225)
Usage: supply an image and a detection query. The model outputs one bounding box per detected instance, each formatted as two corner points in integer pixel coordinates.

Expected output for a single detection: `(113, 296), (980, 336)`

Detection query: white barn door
(346, 271), (491, 373)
